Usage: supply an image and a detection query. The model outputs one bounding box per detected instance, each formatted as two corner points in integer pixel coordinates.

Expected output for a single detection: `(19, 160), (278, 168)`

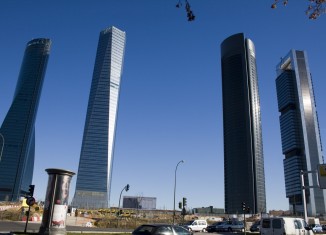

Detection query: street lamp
(0, 133), (4, 162)
(173, 160), (184, 224)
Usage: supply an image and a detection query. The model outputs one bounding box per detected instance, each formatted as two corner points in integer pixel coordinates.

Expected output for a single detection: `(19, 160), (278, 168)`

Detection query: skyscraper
(220, 33), (266, 214)
(72, 26), (126, 209)
(276, 50), (326, 216)
(0, 38), (51, 201)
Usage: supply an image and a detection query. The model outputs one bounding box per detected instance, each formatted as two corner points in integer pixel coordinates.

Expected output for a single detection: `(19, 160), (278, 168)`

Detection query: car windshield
(173, 226), (191, 235)
(211, 222), (220, 226)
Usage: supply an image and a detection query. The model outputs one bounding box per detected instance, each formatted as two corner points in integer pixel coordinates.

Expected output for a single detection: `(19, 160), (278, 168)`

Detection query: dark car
(250, 221), (260, 232)
(322, 224), (326, 231)
(206, 222), (226, 233)
(133, 224), (192, 235)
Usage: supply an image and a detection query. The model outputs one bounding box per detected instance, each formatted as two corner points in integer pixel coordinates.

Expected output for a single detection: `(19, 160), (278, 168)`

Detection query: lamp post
(173, 160), (184, 224)
(0, 133), (4, 162)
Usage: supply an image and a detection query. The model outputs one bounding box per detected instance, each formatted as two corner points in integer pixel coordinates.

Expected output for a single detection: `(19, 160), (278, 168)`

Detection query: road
(0, 220), (133, 233)
(0, 221), (245, 234)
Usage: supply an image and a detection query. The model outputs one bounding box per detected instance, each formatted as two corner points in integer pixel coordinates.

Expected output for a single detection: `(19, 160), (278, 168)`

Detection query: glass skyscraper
(276, 50), (326, 216)
(220, 33), (266, 214)
(72, 26), (126, 209)
(0, 38), (51, 201)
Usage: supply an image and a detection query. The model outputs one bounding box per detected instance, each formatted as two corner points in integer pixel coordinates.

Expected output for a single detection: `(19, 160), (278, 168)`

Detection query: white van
(185, 219), (208, 232)
(260, 217), (313, 235)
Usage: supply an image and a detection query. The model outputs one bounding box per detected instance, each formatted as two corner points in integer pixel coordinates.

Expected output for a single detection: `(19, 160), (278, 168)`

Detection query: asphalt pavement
(0, 217), (133, 233)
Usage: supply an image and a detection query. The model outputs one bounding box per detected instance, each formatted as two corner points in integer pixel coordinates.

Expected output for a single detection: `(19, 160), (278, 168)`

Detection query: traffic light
(179, 202), (182, 209)
(28, 185), (35, 197)
(183, 197), (187, 207)
(242, 202), (246, 211)
(246, 207), (250, 213)
(125, 184), (130, 192)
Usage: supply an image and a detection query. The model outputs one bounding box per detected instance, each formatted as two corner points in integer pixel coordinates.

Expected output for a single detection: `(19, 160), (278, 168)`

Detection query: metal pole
(173, 160), (184, 225)
(244, 211), (246, 235)
(118, 184), (129, 227)
(118, 186), (125, 216)
(301, 170), (308, 222)
(24, 205), (31, 233)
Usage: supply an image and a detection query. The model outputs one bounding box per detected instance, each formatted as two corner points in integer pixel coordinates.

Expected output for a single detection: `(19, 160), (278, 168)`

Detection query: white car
(185, 220), (208, 232)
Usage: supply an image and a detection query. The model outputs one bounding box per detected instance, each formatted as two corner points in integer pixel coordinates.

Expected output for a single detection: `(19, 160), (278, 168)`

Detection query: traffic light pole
(24, 205), (31, 233)
(24, 184), (35, 233)
(242, 202), (246, 235)
(118, 184), (130, 216)
(244, 211), (246, 235)
(117, 184), (130, 227)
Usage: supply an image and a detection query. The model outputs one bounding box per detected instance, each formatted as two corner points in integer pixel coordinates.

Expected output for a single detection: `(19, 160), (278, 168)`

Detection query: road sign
(22, 198), (29, 208)
(318, 164), (326, 189)
(26, 196), (35, 206)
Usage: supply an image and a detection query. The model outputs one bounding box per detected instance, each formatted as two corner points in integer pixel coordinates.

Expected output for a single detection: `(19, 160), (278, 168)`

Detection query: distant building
(0, 39), (51, 201)
(275, 50), (326, 216)
(220, 33), (266, 214)
(193, 207), (225, 215)
(71, 26), (126, 209)
(123, 196), (156, 210)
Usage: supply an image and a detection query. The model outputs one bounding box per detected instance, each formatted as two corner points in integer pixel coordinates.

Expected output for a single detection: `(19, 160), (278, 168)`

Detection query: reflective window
(272, 219), (282, 229)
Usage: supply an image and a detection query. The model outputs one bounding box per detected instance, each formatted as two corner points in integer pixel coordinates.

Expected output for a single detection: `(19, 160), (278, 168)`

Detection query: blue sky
(0, 1), (326, 211)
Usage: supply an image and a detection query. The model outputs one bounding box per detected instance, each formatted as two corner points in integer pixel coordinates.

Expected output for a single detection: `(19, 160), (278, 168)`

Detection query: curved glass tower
(276, 50), (326, 216)
(72, 26), (126, 209)
(0, 38), (51, 201)
(220, 33), (266, 214)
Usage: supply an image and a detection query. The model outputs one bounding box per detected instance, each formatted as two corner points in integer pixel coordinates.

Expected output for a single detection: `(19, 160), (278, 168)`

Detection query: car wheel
(202, 228), (206, 232)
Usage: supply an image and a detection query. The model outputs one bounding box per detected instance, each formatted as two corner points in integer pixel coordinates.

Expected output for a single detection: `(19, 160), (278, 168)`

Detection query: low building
(193, 206), (225, 215)
(123, 196), (156, 210)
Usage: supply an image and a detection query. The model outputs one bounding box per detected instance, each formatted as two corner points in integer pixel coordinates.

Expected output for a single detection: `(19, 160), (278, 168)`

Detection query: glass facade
(276, 50), (326, 216)
(0, 39), (51, 201)
(71, 26), (126, 209)
(220, 33), (266, 214)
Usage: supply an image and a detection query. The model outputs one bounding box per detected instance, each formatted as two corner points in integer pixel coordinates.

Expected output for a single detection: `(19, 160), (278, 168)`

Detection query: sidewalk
(66, 215), (94, 227)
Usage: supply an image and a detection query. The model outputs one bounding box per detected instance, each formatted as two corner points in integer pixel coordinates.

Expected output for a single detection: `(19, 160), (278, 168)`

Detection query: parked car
(250, 221), (260, 232)
(206, 222), (225, 233)
(182, 220), (208, 232)
(216, 221), (244, 232)
(309, 224), (323, 233)
(133, 224), (192, 235)
(215, 222), (228, 232)
(322, 224), (326, 231)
